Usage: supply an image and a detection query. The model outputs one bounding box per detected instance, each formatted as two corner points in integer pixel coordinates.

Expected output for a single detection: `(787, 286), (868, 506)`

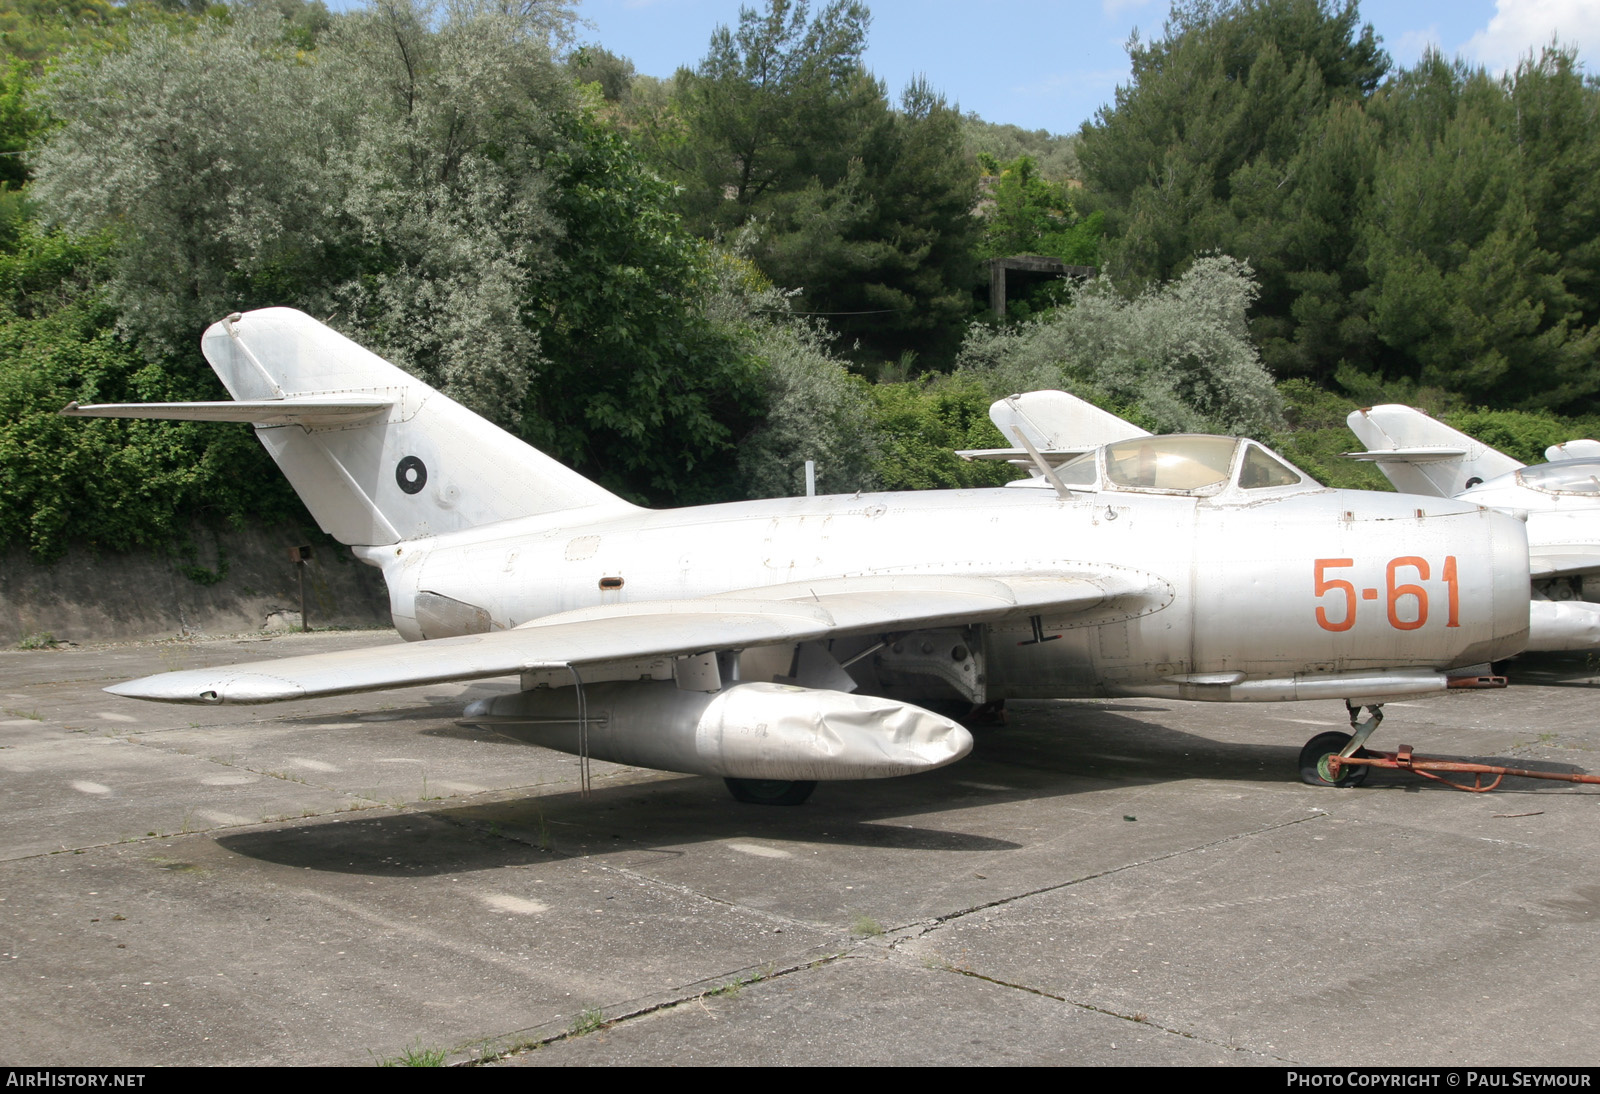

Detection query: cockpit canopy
(1510, 458), (1600, 496)
(1049, 435), (1317, 498)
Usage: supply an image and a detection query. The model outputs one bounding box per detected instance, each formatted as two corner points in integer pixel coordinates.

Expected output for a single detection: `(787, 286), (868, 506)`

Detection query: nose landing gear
(1299, 698), (1600, 792)
(1297, 702), (1382, 788)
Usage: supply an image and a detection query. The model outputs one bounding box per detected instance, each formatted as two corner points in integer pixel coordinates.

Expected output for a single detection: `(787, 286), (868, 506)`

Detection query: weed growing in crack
(376, 1041), (447, 1067)
(850, 914), (884, 937)
(570, 1007), (606, 1036)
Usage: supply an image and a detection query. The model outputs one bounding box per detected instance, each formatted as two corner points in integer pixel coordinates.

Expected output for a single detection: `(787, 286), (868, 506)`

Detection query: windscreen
(1103, 435), (1237, 494)
(1238, 444), (1303, 489)
(1518, 459), (1600, 495)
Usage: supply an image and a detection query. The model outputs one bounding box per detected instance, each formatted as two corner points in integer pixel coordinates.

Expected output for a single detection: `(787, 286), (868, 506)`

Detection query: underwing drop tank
(1528, 599), (1600, 652)
(460, 681), (973, 781)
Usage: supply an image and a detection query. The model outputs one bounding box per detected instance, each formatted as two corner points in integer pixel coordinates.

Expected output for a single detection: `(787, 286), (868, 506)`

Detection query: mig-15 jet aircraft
(1346, 405), (1600, 652)
(63, 312), (1530, 801)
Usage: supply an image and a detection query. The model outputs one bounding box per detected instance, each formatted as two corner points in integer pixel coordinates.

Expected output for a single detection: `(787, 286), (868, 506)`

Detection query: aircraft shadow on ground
(1501, 651), (1600, 689)
(215, 698), (1595, 876)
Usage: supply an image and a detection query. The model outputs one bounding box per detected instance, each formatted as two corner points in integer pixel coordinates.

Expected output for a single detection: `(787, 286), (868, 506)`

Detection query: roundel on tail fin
(396, 456), (427, 494)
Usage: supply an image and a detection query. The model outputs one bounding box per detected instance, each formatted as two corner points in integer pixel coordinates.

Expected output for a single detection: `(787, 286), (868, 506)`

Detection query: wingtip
(104, 676), (221, 704)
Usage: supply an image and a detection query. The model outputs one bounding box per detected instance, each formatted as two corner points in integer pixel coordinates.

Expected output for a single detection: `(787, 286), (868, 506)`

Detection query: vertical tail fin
(67, 308), (634, 544)
(991, 390), (1150, 453)
(1345, 405), (1523, 497)
(954, 390), (1150, 475)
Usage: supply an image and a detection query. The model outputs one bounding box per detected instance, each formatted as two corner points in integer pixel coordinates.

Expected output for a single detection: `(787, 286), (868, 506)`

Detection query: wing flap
(107, 570), (1161, 704)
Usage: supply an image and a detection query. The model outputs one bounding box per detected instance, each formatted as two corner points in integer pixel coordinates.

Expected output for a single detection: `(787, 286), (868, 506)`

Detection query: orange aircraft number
(1313, 556), (1460, 632)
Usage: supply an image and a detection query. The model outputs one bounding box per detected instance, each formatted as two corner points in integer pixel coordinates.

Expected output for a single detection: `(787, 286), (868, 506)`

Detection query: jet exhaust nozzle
(460, 680), (973, 781)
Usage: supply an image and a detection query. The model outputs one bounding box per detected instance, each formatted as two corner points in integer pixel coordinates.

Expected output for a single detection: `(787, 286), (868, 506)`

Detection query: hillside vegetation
(2, 0), (1596, 562)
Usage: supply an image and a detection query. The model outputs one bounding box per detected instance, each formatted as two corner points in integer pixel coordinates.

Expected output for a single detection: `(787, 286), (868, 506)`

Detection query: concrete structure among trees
(987, 256), (1097, 318)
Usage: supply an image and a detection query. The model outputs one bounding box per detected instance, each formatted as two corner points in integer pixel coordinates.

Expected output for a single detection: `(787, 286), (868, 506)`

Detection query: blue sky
(571, 0), (1600, 134)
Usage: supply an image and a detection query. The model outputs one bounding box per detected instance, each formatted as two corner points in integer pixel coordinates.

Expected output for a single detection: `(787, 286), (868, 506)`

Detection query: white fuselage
(358, 480), (1529, 703)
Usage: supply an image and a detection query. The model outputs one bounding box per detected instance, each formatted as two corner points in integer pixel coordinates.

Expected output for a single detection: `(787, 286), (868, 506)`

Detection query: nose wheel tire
(1298, 731), (1371, 788)
(724, 778), (817, 806)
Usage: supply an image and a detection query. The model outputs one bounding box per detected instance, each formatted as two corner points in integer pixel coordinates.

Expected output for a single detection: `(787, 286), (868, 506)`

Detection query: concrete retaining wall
(0, 524), (392, 645)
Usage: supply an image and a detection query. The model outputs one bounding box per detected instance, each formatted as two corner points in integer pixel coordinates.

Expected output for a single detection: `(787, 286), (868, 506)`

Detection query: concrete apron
(2, 631), (1599, 1066)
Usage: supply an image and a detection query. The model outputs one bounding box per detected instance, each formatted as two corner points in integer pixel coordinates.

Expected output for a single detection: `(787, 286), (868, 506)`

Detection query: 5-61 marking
(1314, 556), (1461, 632)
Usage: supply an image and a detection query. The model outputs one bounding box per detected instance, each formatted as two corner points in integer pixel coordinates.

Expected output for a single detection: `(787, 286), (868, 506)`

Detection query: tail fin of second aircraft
(63, 308), (633, 545)
(1345, 404), (1524, 498)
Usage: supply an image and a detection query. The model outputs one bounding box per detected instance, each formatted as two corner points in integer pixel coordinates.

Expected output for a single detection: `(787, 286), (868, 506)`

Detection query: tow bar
(1329, 744), (1600, 793)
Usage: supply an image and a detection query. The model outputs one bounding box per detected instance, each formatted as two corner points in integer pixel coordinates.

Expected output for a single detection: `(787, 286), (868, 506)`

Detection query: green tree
(523, 113), (765, 504)
(1077, 0), (1388, 380)
(31, 6), (363, 361)
(1356, 50), (1600, 410)
(665, 1), (978, 365)
(962, 114), (1079, 180)
(1080, 0), (1385, 277)
(978, 155), (1099, 265)
(29, 0), (769, 507)
(735, 315), (881, 498)
(0, 57), (41, 194)
(751, 76), (978, 362)
(867, 376), (1019, 492)
(669, 0), (872, 233)
(0, 0), (129, 67)
(956, 255), (1282, 436)
(0, 225), (304, 559)
(565, 43), (634, 103)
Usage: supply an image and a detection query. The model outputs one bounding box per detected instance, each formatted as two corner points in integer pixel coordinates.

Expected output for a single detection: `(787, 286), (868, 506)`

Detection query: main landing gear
(1297, 702), (1382, 788)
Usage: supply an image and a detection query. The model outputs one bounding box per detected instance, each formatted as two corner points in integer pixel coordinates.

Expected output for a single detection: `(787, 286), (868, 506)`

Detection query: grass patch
(570, 1006), (606, 1036)
(850, 914), (885, 937)
(377, 1041), (448, 1067)
(707, 971), (761, 998)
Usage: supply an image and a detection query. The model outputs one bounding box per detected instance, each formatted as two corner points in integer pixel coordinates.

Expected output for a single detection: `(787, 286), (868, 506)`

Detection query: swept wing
(110, 570), (1159, 704)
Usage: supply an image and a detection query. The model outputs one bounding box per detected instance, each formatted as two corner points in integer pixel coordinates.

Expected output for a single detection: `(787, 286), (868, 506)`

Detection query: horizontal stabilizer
(1343, 447), (1467, 463)
(955, 447), (1092, 464)
(62, 396), (392, 428)
(106, 569), (1163, 704)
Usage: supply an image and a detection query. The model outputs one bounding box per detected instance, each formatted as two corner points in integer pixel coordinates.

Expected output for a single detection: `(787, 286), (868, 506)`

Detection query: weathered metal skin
(365, 482), (1529, 704)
